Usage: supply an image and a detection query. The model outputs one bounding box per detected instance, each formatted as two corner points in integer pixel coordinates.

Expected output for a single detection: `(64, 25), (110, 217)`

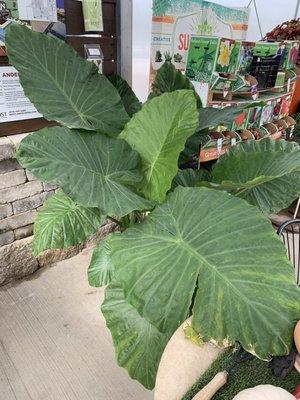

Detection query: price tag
(217, 138), (223, 154)
(287, 78), (291, 92)
(231, 138), (237, 146)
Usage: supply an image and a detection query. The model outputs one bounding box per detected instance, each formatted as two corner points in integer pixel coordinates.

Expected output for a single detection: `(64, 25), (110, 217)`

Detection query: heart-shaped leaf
(88, 233), (117, 287)
(172, 168), (211, 190)
(212, 139), (300, 213)
(111, 187), (299, 360)
(6, 24), (129, 133)
(121, 90), (198, 202)
(33, 190), (106, 256)
(149, 61), (201, 107)
(102, 281), (170, 389)
(108, 74), (142, 117)
(198, 106), (242, 131)
(16, 127), (154, 217)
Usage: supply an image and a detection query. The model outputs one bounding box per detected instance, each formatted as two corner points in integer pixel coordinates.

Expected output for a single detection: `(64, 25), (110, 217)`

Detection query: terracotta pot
(239, 129), (255, 141)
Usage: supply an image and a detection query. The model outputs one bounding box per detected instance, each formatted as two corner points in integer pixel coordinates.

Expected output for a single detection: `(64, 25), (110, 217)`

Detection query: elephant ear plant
(6, 24), (300, 390)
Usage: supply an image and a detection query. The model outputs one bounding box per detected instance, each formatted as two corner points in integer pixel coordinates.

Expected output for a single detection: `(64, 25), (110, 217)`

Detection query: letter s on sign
(178, 34), (190, 51)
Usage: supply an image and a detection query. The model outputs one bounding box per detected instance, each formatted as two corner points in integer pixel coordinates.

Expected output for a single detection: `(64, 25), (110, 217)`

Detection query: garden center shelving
(187, 37), (300, 162)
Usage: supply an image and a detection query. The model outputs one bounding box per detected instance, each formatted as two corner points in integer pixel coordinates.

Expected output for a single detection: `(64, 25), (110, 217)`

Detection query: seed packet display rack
(0, 0), (120, 137)
(189, 38), (300, 163)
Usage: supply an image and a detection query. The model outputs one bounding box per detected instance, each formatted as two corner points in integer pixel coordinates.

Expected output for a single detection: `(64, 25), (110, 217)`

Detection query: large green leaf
(102, 282), (170, 389)
(211, 139), (300, 213)
(149, 61), (200, 107)
(6, 24), (129, 133)
(33, 190), (105, 256)
(88, 233), (117, 287)
(16, 127), (154, 217)
(108, 75), (142, 117)
(198, 106), (242, 131)
(171, 168), (211, 190)
(111, 187), (299, 360)
(120, 90), (198, 202)
(197, 103), (265, 132)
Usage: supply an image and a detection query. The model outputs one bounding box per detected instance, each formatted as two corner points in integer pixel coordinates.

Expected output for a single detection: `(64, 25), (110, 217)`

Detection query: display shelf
(208, 82), (296, 104)
(199, 145), (230, 162)
(199, 130), (284, 162)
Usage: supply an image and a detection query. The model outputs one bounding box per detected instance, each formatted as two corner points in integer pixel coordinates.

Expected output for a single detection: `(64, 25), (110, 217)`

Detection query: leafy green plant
(7, 24), (300, 391)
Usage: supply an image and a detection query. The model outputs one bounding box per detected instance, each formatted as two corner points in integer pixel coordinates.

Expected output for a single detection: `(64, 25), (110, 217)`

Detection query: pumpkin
(295, 321), (300, 354)
(233, 385), (295, 400)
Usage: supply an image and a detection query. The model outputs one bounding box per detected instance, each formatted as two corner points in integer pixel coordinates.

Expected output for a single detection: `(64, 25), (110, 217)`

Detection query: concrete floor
(0, 248), (153, 400)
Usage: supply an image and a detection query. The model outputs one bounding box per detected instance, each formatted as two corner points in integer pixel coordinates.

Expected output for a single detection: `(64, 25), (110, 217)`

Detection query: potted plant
(6, 24), (300, 392)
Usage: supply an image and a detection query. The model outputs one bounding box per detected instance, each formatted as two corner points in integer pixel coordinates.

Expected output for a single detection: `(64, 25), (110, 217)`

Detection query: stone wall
(0, 133), (116, 285)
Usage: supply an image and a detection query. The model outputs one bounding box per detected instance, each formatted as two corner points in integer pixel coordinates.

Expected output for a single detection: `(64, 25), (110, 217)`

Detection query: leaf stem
(108, 216), (122, 227)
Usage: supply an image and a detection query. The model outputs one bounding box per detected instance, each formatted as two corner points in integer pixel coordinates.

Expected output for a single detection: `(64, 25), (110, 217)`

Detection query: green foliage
(7, 26), (300, 391)
(88, 233), (117, 287)
(6, 24), (129, 134)
(121, 90), (198, 202)
(172, 168), (211, 190)
(210, 139), (300, 214)
(33, 190), (106, 256)
(102, 282), (170, 389)
(108, 74), (142, 117)
(293, 113), (300, 137)
(16, 127), (154, 217)
(182, 349), (299, 400)
(111, 187), (299, 359)
(149, 61), (201, 108)
(198, 106), (242, 131)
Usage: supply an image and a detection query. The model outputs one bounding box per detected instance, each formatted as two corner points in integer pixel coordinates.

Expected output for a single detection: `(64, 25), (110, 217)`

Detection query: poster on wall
(151, 0), (250, 81)
(0, 0), (65, 52)
(18, 0), (57, 22)
(0, 66), (42, 122)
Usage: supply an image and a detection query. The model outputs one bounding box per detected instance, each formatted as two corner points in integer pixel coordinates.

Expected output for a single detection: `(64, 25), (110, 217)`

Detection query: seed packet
(186, 36), (219, 83)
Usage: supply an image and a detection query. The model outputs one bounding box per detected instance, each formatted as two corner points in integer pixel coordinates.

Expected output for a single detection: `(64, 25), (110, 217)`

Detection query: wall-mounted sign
(18, 0), (58, 22)
(151, 0), (250, 82)
(82, 0), (103, 32)
(0, 66), (42, 122)
(84, 43), (104, 72)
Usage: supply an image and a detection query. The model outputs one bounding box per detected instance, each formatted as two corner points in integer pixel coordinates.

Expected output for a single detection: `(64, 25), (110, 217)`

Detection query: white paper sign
(18, 0), (58, 22)
(0, 67), (42, 123)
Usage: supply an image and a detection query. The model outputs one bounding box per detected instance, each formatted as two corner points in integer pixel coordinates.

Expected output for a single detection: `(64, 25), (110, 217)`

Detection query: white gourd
(232, 385), (295, 400)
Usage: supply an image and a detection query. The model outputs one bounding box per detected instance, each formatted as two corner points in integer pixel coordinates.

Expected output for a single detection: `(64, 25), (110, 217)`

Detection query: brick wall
(0, 134), (58, 248)
(0, 133), (117, 285)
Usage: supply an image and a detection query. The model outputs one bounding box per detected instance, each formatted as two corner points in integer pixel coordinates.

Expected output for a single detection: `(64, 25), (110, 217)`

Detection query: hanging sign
(0, 66), (42, 123)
